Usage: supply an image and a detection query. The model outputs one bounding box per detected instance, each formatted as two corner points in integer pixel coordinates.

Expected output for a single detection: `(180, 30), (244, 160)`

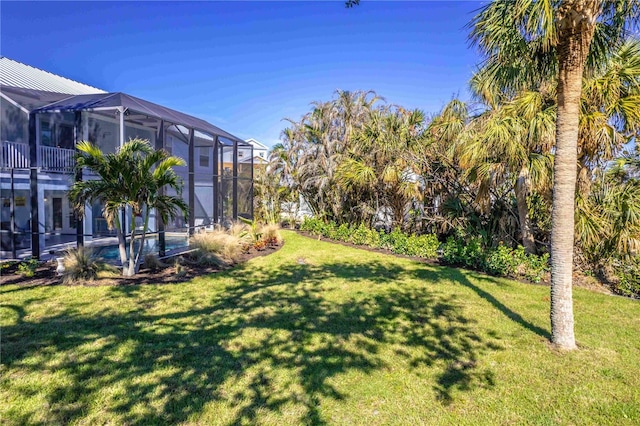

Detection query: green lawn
(1, 231), (639, 425)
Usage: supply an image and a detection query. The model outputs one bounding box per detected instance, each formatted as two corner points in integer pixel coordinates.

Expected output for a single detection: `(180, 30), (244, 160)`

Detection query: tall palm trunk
(516, 167), (536, 254)
(113, 213), (128, 272)
(551, 0), (598, 350)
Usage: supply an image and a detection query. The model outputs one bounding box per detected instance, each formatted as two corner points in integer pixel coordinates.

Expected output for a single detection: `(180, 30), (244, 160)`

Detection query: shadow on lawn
(3, 260), (504, 425)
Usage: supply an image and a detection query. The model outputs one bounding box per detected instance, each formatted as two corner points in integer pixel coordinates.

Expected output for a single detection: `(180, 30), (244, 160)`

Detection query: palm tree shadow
(3, 259), (502, 424)
(415, 267), (551, 339)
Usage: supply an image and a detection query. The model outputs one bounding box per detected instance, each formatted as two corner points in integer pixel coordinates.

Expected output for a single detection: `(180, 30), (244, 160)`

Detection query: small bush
(260, 223), (283, 246)
(350, 223), (371, 246)
(17, 259), (39, 278)
(300, 217), (325, 235)
(190, 230), (244, 264)
(485, 244), (517, 277)
(334, 223), (351, 242)
(365, 227), (382, 248)
(441, 237), (463, 265)
(603, 259), (640, 298)
(522, 252), (549, 283)
(143, 253), (165, 271)
(406, 234), (439, 259)
(62, 247), (113, 284)
(615, 261), (640, 298)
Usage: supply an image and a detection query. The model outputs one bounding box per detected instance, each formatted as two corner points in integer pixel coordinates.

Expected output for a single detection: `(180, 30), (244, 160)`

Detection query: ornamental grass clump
(190, 229), (244, 265)
(260, 223), (283, 246)
(62, 247), (115, 284)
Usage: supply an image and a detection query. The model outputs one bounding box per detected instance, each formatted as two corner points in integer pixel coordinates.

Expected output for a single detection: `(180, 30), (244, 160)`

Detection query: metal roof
(0, 57), (106, 95)
(0, 86), (73, 112)
(32, 91), (249, 144)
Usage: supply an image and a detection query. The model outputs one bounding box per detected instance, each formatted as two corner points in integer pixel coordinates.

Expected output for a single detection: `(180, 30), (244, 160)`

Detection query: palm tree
(337, 106), (426, 229)
(69, 138), (188, 276)
(461, 85), (556, 254)
(470, 0), (639, 349)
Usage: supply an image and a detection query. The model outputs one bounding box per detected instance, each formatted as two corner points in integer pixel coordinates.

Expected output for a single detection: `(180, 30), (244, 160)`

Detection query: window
(199, 147), (209, 167)
(40, 120), (75, 148)
(40, 121), (53, 146)
(58, 124), (74, 149)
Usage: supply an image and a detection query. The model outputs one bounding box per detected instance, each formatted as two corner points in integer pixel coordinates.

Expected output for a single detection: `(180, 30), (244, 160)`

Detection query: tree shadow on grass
(413, 267), (551, 340)
(2, 259), (501, 425)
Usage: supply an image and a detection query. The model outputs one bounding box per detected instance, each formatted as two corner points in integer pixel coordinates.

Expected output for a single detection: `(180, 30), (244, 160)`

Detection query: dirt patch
(0, 244), (282, 288)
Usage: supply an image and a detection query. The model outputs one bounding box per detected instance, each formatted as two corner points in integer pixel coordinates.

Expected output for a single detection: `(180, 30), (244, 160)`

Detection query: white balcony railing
(40, 146), (75, 173)
(1, 141), (29, 169)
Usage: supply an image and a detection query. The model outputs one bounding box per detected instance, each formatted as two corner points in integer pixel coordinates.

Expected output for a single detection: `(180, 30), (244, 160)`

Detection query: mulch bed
(0, 244), (282, 288)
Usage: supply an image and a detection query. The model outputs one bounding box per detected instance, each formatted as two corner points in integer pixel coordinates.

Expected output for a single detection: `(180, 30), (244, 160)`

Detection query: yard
(1, 231), (639, 425)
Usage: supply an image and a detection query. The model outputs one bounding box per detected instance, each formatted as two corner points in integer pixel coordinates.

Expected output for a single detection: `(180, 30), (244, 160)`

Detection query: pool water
(94, 235), (189, 261)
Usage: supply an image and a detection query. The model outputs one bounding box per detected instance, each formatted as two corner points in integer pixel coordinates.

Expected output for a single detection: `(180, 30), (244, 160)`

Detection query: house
(243, 138), (269, 165)
(0, 57), (253, 259)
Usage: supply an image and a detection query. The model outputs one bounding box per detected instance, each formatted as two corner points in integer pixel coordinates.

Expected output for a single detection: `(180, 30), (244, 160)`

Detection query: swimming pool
(93, 235), (189, 261)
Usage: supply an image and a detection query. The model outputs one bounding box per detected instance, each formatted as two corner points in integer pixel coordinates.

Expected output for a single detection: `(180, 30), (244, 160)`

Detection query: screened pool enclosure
(0, 87), (253, 259)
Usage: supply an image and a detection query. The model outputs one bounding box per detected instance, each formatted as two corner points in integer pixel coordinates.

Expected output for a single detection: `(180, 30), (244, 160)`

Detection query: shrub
(441, 237), (461, 265)
(406, 234), (440, 259)
(17, 259), (38, 278)
(334, 223), (351, 242)
(485, 244), (518, 277)
(463, 237), (485, 269)
(608, 259), (640, 298)
(143, 253), (165, 271)
(365, 227), (382, 248)
(616, 264), (640, 298)
(321, 221), (335, 239)
(62, 247), (114, 284)
(384, 228), (408, 255)
(523, 252), (550, 283)
(260, 223), (283, 246)
(190, 229), (244, 264)
(350, 223), (370, 246)
(301, 217), (326, 236)
(442, 236), (483, 269)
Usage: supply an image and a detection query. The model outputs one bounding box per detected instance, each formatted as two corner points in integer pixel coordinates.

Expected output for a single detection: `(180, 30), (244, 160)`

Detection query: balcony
(1, 141), (29, 169)
(0, 141), (76, 173)
(40, 145), (75, 173)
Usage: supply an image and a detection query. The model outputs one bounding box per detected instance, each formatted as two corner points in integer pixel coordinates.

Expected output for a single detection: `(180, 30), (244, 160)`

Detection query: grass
(1, 231), (639, 425)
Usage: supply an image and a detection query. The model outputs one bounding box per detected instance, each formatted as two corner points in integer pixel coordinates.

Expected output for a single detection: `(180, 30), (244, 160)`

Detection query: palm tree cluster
(280, 0), (640, 349)
(260, 37), (639, 287)
(69, 139), (188, 277)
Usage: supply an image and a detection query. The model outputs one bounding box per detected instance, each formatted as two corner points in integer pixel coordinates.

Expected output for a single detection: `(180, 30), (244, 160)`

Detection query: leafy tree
(337, 106), (425, 229)
(470, 0), (639, 349)
(69, 139), (188, 276)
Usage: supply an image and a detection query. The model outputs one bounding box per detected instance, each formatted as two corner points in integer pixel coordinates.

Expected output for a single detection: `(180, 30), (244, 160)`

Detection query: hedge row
(300, 217), (549, 283)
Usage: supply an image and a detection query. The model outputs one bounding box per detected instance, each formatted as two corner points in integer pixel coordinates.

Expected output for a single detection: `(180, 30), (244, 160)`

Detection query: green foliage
(334, 223), (351, 242)
(522, 252), (550, 284)
(405, 234), (439, 258)
(442, 236), (549, 283)
(610, 259), (640, 298)
(302, 217), (548, 283)
(17, 259), (38, 278)
(350, 223), (371, 246)
(485, 244), (518, 277)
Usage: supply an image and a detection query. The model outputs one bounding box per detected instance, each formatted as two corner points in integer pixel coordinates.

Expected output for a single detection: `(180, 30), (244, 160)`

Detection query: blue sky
(1, 1), (483, 148)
